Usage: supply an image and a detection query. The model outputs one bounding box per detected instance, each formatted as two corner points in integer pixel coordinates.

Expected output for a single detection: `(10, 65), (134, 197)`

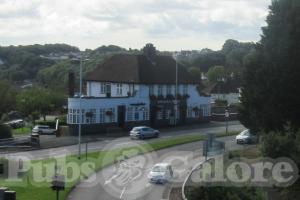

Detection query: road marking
(104, 173), (122, 185)
(120, 187), (126, 199)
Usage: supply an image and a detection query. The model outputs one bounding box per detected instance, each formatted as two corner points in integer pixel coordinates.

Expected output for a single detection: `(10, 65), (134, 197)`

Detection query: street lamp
(173, 53), (179, 126)
(73, 55), (89, 160)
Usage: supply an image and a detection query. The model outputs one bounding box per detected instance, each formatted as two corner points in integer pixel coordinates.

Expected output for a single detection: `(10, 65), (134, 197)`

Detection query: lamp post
(78, 57), (83, 160)
(76, 55), (89, 160)
(173, 53), (178, 126)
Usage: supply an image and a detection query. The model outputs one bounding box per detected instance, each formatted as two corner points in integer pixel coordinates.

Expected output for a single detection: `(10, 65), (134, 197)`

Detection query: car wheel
(140, 135), (145, 140)
(154, 133), (159, 138)
(38, 131), (42, 135)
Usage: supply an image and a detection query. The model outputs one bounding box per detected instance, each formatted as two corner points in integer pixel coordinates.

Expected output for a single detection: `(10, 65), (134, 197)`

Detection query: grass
(0, 131), (238, 200)
(12, 127), (31, 136)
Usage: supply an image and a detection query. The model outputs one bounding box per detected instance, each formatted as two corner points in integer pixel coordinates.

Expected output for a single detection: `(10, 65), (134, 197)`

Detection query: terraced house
(67, 44), (211, 134)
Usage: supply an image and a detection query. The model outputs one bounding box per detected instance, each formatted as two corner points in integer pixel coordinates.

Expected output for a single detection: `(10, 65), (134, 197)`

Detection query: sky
(0, 0), (271, 51)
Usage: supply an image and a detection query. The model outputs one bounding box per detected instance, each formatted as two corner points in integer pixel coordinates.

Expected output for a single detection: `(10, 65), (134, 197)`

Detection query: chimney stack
(68, 71), (75, 97)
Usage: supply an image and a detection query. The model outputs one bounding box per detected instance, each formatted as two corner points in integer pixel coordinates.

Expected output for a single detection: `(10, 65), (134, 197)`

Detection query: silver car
(32, 125), (56, 135)
(130, 126), (160, 139)
(236, 129), (259, 144)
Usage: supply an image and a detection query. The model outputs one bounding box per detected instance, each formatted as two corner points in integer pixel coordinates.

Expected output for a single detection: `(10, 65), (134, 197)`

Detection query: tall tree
(239, 0), (300, 132)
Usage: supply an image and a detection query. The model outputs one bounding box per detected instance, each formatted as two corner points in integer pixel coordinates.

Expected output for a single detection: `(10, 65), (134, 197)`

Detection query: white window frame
(116, 83), (122, 96)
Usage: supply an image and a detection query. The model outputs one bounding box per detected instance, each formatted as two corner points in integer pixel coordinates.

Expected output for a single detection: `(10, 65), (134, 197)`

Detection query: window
(99, 109), (105, 123)
(134, 107), (139, 120)
(143, 107), (149, 120)
(187, 107), (193, 118)
(165, 110), (171, 119)
(116, 83), (122, 95)
(100, 83), (106, 94)
(81, 109), (85, 124)
(149, 85), (154, 95)
(157, 110), (163, 120)
(167, 85), (172, 95)
(158, 85), (163, 96)
(87, 109), (96, 123)
(183, 85), (188, 95)
(105, 108), (115, 123)
(127, 107), (134, 121)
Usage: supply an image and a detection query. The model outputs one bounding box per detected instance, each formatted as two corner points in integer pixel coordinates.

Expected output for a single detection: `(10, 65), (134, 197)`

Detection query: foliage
(207, 65), (226, 83)
(16, 87), (66, 121)
(239, 0), (300, 132)
(0, 44), (79, 82)
(187, 186), (266, 200)
(0, 80), (17, 117)
(0, 124), (12, 139)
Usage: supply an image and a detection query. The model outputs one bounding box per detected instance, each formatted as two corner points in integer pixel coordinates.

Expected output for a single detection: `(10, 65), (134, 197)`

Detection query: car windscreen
(152, 166), (166, 172)
(132, 128), (141, 131)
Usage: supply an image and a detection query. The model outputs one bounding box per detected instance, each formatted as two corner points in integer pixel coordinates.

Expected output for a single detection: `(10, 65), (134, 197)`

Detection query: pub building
(67, 44), (211, 135)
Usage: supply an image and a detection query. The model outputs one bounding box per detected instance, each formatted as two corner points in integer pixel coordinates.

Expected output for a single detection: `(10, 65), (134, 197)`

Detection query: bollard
(4, 191), (16, 200)
(0, 187), (8, 200)
(30, 133), (40, 147)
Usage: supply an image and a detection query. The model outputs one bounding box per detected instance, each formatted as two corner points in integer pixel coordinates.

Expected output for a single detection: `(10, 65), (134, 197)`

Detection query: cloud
(0, 0), (271, 50)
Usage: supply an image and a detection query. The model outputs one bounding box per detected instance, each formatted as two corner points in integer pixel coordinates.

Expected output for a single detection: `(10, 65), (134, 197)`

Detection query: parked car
(130, 126), (160, 139)
(4, 119), (24, 129)
(148, 163), (173, 184)
(32, 125), (56, 135)
(236, 129), (259, 144)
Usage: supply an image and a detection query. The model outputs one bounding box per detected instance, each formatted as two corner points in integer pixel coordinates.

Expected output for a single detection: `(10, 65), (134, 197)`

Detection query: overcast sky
(0, 0), (271, 51)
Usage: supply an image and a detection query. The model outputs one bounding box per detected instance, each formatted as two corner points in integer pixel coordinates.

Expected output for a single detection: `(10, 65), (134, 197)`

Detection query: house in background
(67, 44), (211, 135)
(204, 80), (241, 105)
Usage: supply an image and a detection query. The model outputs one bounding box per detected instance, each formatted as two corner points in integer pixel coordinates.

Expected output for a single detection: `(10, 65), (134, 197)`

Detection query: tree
(207, 66), (226, 83)
(0, 80), (16, 119)
(239, 0), (300, 132)
(16, 87), (66, 121)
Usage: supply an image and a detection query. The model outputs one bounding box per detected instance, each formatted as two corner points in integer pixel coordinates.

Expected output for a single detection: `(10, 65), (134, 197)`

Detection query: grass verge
(12, 127), (31, 136)
(0, 131), (238, 200)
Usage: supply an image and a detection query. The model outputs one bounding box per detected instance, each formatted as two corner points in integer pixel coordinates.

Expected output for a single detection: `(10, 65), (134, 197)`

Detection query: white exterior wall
(68, 82), (211, 124)
(87, 81), (135, 97)
(187, 85), (211, 117)
(211, 93), (240, 104)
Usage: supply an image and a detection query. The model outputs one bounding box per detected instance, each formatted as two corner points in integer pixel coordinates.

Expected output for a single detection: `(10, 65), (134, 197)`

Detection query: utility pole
(174, 53), (178, 126)
(78, 56), (83, 160)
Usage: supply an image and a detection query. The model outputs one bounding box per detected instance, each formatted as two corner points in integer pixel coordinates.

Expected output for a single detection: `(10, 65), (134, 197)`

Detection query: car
(32, 125), (56, 135)
(130, 126), (160, 139)
(236, 129), (259, 144)
(148, 163), (173, 184)
(5, 119), (25, 129)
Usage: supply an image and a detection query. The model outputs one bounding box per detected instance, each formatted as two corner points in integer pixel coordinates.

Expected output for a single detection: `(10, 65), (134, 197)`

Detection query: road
(68, 135), (244, 200)
(4, 121), (244, 160)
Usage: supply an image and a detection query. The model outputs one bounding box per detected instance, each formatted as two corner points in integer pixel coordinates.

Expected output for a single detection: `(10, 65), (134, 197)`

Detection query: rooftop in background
(203, 80), (241, 95)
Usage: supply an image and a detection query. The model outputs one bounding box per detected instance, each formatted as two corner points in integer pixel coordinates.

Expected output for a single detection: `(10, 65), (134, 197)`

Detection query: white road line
(104, 173), (122, 185)
(120, 187), (126, 199)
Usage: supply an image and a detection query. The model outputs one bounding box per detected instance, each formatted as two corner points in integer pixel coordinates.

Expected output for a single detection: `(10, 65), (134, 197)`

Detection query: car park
(236, 129), (259, 144)
(130, 126), (160, 139)
(32, 125), (56, 135)
(148, 163), (173, 184)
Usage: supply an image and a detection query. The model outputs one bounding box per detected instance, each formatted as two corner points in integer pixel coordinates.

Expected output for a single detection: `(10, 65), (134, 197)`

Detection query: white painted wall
(211, 93), (240, 104)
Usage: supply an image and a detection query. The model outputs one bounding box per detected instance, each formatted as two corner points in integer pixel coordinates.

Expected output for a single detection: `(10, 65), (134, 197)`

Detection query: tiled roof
(85, 54), (200, 84)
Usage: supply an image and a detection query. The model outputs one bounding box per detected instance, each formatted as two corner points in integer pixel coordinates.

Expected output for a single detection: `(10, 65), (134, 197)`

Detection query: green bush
(187, 186), (266, 200)
(0, 124), (13, 139)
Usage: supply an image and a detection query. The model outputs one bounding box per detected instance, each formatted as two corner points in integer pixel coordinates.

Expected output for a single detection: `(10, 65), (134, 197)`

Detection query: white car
(236, 129), (259, 144)
(32, 125), (56, 135)
(148, 163), (173, 184)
